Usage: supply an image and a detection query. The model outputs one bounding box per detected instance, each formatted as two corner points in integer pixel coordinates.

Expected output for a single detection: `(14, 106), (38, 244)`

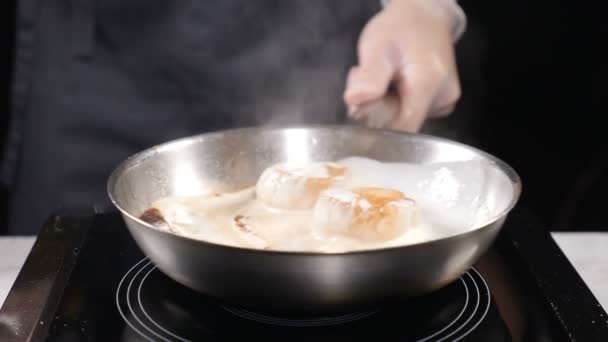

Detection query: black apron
(2, 0), (380, 234)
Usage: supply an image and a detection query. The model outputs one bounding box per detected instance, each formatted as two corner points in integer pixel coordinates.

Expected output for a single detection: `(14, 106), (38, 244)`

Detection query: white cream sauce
(144, 156), (508, 253)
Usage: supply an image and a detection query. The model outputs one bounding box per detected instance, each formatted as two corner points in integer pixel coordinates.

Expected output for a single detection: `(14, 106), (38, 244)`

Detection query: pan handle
(346, 85), (401, 129)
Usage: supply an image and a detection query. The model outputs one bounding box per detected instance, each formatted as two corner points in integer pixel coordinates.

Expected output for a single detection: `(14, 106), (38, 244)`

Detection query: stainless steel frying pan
(107, 125), (521, 314)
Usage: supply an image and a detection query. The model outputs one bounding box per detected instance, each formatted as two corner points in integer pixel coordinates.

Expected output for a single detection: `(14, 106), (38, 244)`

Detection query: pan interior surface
(108, 125), (520, 254)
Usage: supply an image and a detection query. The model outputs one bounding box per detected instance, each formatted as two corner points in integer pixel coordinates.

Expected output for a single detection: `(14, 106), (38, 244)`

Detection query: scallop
(255, 162), (350, 210)
(232, 214), (270, 250)
(311, 187), (420, 242)
(145, 187), (270, 249)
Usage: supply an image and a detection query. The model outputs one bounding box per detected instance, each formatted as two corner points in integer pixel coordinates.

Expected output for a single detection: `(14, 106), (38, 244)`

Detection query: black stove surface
(1, 207), (607, 341)
(116, 257), (504, 341)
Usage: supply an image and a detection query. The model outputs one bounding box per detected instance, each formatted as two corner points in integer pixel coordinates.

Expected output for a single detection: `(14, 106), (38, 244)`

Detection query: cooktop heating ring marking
(127, 260), (173, 342)
(221, 306), (380, 327)
(452, 268), (491, 342)
(416, 275), (469, 342)
(435, 271), (480, 342)
(116, 258), (155, 342)
(139, 263), (191, 342)
(118, 258), (492, 342)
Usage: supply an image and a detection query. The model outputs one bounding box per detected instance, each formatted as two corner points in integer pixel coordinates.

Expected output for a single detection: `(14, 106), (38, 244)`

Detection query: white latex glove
(343, 0), (466, 132)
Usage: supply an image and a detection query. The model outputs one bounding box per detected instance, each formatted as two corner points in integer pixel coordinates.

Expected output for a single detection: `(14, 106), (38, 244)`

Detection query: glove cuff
(380, 0), (467, 42)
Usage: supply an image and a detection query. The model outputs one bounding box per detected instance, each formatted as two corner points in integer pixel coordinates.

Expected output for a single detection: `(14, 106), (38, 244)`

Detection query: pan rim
(107, 124), (522, 256)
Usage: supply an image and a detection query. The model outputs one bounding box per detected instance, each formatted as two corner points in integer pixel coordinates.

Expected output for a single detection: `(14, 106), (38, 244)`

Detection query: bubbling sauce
(140, 156), (509, 253)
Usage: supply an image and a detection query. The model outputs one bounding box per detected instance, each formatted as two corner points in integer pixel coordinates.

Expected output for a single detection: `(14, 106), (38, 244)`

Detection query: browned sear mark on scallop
(140, 208), (167, 226)
(326, 164), (349, 178)
(234, 214), (251, 232)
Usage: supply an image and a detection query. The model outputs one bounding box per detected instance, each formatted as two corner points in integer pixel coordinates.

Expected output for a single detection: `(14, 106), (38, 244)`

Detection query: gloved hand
(343, 0), (466, 132)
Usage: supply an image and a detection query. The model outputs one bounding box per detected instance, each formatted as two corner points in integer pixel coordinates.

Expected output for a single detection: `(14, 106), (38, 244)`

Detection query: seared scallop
(231, 214), (270, 249)
(255, 162), (350, 210)
(143, 187), (271, 249)
(311, 187), (419, 241)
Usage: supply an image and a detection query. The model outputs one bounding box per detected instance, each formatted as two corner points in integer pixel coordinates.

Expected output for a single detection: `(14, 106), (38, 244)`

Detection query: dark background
(1, 1), (607, 234)
(456, 1), (608, 231)
(1, 0), (16, 232)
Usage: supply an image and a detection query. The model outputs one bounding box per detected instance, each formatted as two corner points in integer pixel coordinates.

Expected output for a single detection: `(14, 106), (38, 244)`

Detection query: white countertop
(0, 233), (607, 310)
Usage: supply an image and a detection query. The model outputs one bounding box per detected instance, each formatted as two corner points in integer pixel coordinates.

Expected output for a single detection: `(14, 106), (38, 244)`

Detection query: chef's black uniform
(2, 0), (381, 234)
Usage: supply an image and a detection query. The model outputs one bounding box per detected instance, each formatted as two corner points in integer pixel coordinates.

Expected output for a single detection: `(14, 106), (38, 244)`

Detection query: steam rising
(96, 1), (381, 130)
(211, 1), (381, 128)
